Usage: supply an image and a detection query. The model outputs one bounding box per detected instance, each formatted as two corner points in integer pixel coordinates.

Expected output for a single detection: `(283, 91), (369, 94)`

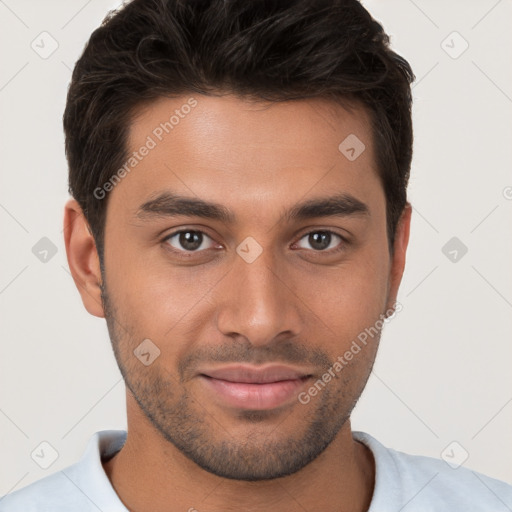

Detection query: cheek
(296, 246), (390, 344)
(105, 241), (224, 356)
(106, 227), (201, 313)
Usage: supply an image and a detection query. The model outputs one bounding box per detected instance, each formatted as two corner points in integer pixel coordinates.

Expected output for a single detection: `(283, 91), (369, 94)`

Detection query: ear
(63, 198), (105, 318)
(386, 203), (412, 311)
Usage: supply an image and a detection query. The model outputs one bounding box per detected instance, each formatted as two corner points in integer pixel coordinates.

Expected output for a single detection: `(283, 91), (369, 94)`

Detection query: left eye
(164, 230), (216, 252)
(295, 231), (343, 251)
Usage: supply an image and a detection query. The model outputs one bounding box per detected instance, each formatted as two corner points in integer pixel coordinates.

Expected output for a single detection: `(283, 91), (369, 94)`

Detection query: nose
(215, 245), (303, 347)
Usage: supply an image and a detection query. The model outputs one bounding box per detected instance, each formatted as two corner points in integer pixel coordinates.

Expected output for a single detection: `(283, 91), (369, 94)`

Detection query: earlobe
(63, 198), (105, 318)
(386, 203), (412, 310)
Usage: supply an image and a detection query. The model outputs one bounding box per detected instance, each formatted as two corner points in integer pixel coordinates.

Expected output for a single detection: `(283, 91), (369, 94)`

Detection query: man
(1, 0), (511, 510)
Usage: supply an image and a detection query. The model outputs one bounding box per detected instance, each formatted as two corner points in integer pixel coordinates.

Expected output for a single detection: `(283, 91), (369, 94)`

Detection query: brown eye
(296, 231), (343, 251)
(164, 230), (215, 252)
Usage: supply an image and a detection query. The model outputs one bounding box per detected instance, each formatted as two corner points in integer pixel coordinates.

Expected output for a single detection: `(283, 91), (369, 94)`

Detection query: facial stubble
(99, 277), (378, 481)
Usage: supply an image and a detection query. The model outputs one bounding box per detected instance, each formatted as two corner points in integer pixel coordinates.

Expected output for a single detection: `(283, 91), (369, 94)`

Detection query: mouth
(197, 364), (313, 410)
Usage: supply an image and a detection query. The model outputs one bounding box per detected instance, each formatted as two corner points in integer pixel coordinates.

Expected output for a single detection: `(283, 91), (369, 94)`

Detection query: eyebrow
(135, 191), (369, 224)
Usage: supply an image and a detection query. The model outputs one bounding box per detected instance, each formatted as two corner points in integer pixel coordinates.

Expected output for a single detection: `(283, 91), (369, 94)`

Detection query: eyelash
(161, 228), (348, 258)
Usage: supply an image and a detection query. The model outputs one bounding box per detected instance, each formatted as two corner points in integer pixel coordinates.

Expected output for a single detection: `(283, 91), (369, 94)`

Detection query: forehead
(129, 94), (373, 161)
(110, 94), (382, 220)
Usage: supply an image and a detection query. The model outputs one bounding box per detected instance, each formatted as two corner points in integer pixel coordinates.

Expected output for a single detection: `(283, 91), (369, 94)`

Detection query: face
(74, 94), (409, 481)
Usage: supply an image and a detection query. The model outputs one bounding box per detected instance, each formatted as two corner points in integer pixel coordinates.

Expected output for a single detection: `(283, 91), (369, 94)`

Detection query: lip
(201, 364), (311, 383)
(198, 364), (313, 410)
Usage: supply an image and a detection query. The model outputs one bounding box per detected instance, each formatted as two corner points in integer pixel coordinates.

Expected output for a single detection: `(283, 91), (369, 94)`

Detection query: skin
(64, 94), (411, 512)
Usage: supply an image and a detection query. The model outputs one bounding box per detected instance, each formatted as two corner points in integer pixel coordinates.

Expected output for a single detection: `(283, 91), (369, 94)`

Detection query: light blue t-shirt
(1, 430), (511, 511)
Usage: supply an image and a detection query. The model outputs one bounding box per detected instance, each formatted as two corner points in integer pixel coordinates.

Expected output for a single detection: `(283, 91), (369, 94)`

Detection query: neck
(103, 396), (375, 512)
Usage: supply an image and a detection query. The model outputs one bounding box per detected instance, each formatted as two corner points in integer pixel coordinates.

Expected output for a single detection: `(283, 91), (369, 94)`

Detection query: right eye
(163, 230), (218, 253)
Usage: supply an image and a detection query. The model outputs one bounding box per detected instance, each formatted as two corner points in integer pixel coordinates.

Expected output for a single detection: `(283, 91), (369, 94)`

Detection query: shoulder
(0, 465), (92, 512)
(354, 431), (512, 511)
(0, 430), (127, 512)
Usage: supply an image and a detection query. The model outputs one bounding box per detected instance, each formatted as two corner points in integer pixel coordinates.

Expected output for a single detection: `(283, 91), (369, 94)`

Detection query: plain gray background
(1, 0), (511, 495)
